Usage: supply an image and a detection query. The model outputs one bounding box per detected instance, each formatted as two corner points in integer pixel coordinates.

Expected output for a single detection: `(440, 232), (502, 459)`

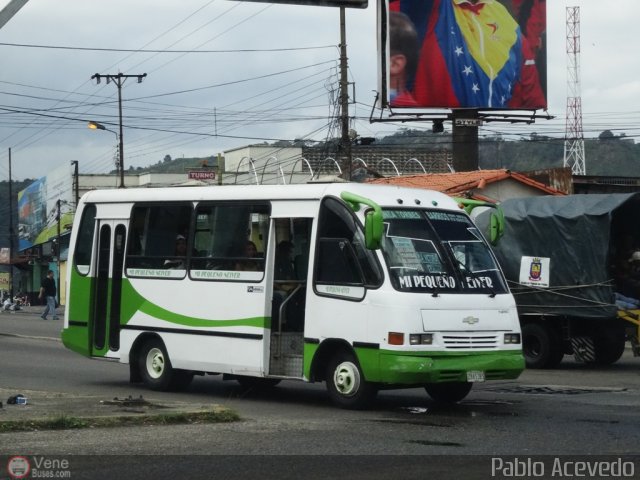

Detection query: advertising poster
(18, 164), (75, 251)
(381, 0), (547, 109)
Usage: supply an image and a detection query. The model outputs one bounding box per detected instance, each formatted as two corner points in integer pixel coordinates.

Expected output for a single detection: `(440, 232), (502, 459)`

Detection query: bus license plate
(466, 371), (485, 382)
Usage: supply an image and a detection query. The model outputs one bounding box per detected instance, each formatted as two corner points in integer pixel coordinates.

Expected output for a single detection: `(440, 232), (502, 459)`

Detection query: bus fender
(309, 339), (357, 382)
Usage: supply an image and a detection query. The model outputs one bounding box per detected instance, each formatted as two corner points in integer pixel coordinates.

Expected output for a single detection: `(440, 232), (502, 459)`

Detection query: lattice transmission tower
(564, 6), (586, 175)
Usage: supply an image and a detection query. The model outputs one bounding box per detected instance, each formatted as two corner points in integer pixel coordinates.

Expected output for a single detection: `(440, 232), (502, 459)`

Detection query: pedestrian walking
(39, 270), (58, 320)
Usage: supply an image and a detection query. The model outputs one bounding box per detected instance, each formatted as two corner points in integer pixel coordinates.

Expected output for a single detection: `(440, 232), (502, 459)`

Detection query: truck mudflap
(617, 309), (640, 356)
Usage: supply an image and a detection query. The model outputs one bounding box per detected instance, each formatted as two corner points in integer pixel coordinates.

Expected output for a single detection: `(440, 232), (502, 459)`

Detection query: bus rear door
(90, 219), (127, 357)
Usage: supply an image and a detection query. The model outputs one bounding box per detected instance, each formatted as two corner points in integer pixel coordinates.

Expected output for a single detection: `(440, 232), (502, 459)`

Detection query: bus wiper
(453, 258), (496, 298)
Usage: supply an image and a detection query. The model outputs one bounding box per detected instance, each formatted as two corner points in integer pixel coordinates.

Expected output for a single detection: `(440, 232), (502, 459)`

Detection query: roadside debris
(7, 394), (28, 405)
(100, 395), (152, 407)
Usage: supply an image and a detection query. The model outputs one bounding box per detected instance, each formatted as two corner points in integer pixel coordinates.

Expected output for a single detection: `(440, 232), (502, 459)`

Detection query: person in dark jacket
(39, 270), (58, 320)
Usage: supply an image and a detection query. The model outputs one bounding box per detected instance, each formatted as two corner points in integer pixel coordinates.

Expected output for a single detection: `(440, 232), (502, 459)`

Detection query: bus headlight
(504, 333), (521, 344)
(410, 333), (433, 345)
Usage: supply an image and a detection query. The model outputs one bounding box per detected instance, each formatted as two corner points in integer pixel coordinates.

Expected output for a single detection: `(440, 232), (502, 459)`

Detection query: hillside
(128, 155), (216, 174)
(377, 128), (640, 176)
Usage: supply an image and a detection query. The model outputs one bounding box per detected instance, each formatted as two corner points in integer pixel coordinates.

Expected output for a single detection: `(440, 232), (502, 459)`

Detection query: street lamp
(88, 121), (121, 186)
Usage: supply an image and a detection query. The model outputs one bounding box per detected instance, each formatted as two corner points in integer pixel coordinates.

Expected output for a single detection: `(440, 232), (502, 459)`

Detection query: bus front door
(90, 221), (126, 357)
(268, 218), (311, 377)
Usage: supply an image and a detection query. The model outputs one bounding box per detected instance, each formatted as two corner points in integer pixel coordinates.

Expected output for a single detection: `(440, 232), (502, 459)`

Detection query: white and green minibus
(62, 183), (524, 408)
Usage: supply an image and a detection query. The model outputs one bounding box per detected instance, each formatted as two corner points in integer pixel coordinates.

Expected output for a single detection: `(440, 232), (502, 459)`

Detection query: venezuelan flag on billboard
(381, 0), (547, 109)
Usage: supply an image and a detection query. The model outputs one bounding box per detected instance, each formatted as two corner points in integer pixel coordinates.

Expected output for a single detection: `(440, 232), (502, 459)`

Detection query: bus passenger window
(190, 203), (269, 279)
(74, 204), (97, 275)
(125, 204), (193, 275)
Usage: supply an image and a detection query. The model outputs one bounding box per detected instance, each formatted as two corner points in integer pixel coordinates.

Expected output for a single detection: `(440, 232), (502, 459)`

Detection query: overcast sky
(0, 0), (637, 181)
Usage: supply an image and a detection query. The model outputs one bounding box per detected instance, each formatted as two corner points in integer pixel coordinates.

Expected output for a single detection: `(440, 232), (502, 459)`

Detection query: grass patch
(0, 409), (240, 433)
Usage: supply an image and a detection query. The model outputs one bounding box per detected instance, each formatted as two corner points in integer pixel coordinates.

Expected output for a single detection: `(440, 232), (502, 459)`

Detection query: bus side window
(74, 204), (97, 275)
(191, 203), (270, 275)
(316, 238), (363, 284)
(125, 204), (193, 273)
(314, 197), (383, 288)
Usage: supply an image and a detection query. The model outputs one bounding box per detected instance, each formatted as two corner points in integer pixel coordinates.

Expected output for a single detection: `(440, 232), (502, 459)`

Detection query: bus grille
(442, 334), (499, 349)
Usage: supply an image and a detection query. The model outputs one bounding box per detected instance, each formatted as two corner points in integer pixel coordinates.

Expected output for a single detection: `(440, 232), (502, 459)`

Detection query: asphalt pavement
(0, 309), (232, 424)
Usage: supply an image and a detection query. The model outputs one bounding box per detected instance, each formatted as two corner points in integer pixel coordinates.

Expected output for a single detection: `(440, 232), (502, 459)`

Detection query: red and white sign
(188, 170), (216, 180)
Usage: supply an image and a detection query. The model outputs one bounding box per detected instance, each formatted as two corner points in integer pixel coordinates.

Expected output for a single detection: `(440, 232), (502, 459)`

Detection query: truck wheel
(594, 324), (626, 365)
(522, 323), (563, 369)
(425, 382), (472, 404)
(138, 338), (193, 391)
(325, 352), (377, 409)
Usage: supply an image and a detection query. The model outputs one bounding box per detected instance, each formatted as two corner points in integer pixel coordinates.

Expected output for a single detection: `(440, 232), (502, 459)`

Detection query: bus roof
(80, 182), (460, 210)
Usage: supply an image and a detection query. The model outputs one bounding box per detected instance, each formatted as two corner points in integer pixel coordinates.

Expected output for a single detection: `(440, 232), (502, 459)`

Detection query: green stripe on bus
(119, 280), (268, 328)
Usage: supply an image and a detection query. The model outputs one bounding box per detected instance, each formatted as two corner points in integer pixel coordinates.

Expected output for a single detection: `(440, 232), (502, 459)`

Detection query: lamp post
(88, 121), (120, 183)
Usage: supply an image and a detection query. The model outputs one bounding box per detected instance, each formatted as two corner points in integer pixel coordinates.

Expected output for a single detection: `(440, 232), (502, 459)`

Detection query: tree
(163, 155), (172, 163)
(598, 130), (616, 141)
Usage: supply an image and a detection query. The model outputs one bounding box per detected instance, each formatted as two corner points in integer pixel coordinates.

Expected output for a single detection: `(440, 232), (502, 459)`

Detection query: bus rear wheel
(425, 382), (472, 404)
(325, 353), (377, 409)
(138, 338), (193, 391)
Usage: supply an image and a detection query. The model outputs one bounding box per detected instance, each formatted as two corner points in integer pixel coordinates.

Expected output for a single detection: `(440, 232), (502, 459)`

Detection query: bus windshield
(381, 209), (508, 295)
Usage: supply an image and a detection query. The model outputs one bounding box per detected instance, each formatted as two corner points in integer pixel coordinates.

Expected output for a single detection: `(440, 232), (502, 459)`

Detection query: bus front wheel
(325, 353), (376, 409)
(138, 338), (193, 391)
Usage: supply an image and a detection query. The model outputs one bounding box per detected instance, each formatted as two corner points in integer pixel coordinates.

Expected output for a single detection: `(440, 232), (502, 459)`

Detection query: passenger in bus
(164, 234), (188, 269)
(235, 240), (260, 271)
(272, 241), (301, 330)
(275, 241), (296, 281)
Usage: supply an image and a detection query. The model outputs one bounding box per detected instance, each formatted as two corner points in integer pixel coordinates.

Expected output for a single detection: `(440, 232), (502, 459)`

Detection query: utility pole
(339, 6), (352, 180)
(8, 148), (14, 300)
(91, 73), (146, 188)
(71, 160), (79, 207)
(56, 199), (62, 305)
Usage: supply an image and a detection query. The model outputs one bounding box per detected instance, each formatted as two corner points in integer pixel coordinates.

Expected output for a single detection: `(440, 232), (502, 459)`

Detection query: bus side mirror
(341, 191), (383, 250)
(365, 209), (383, 250)
(488, 209), (505, 246)
(454, 197), (504, 246)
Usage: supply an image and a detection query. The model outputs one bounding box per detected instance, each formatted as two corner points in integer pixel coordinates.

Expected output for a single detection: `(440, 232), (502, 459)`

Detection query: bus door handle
(277, 282), (305, 338)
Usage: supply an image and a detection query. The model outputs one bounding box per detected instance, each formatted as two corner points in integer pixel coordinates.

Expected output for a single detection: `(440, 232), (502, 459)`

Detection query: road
(1, 311), (639, 478)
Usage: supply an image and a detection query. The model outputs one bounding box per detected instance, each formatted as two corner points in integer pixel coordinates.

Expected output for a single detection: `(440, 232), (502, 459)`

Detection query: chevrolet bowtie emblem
(462, 316), (479, 325)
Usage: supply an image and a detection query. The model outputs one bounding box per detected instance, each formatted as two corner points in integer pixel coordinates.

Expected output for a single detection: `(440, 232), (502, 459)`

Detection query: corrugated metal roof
(367, 169), (566, 198)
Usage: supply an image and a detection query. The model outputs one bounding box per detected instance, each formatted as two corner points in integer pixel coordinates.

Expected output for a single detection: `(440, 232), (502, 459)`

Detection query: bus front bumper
(375, 349), (524, 384)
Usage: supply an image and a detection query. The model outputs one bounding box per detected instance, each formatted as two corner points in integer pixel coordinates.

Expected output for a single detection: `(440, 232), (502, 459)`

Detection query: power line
(0, 41), (335, 54)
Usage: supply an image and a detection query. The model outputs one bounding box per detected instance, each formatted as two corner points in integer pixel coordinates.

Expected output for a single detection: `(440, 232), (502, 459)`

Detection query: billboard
(380, 0), (547, 110)
(18, 164), (75, 251)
